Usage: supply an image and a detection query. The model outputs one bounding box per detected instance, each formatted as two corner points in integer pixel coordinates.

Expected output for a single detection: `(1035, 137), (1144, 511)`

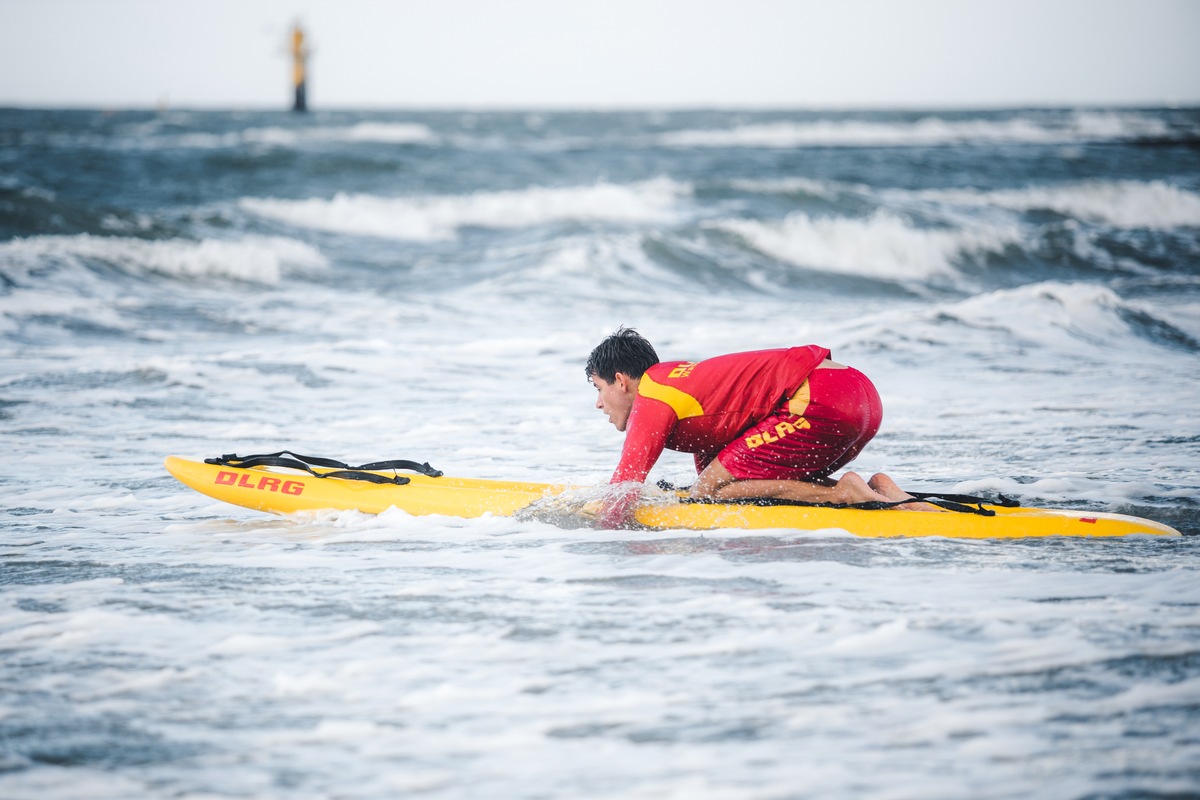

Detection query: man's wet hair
(586, 327), (660, 383)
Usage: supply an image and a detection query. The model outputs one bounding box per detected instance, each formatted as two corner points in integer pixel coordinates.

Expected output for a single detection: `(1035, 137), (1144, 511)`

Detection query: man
(586, 327), (923, 527)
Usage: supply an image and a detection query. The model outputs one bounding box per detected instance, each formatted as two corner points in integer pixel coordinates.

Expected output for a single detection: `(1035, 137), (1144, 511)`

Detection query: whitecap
(727, 176), (844, 198)
(919, 180), (1200, 229)
(239, 178), (690, 241)
(659, 110), (1174, 149)
(335, 122), (438, 144)
(0, 287), (131, 334)
(942, 281), (1174, 350)
(242, 122), (437, 146)
(712, 211), (1020, 281)
(0, 233), (327, 283)
(153, 122), (437, 150)
(837, 280), (1198, 363)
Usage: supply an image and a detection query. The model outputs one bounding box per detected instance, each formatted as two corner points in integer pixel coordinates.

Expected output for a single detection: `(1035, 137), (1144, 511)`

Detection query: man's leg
(691, 458), (895, 505)
(690, 367), (940, 510)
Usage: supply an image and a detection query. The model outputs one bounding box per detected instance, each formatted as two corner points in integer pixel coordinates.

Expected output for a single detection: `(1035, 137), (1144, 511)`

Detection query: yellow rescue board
(164, 456), (1181, 539)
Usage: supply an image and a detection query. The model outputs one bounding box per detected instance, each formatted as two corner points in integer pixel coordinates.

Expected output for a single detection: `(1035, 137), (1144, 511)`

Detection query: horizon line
(3, 99), (1199, 114)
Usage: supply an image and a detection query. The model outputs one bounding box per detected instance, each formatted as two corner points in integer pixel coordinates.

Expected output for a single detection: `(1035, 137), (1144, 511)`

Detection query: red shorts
(715, 365), (883, 481)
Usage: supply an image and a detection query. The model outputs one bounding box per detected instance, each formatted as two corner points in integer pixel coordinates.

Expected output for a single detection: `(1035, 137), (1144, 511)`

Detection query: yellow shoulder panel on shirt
(638, 373), (705, 419)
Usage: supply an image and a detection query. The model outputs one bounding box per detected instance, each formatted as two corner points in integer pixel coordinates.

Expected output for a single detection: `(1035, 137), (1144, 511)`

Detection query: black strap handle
(909, 491), (1020, 508)
(662, 480), (1019, 517)
(684, 496), (996, 516)
(205, 450), (442, 486)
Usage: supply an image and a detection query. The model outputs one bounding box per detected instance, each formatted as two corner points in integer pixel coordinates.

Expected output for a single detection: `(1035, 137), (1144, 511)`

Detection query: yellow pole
(290, 23), (308, 112)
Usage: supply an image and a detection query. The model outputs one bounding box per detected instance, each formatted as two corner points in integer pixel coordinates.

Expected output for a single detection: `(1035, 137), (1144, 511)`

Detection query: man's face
(591, 373), (635, 432)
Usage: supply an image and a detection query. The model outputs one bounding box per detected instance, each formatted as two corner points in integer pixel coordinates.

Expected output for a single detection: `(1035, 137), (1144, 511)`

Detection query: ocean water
(2, 107), (1199, 798)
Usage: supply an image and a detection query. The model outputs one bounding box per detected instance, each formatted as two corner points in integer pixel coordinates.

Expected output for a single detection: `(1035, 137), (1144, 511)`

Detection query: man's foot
(868, 473), (941, 512)
(693, 462), (941, 512)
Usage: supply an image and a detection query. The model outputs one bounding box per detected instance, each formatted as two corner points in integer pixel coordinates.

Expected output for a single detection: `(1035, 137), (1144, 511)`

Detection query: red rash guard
(610, 346), (831, 485)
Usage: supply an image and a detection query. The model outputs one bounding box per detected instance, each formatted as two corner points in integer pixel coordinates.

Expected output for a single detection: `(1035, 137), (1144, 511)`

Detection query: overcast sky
(1, 0), (1198, 109)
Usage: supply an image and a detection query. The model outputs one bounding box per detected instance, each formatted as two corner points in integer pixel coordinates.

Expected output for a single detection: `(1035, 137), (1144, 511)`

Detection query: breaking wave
(916, 181), (1200, 230)
(18, 122), (439, 151)
(839, 281), (1200, 357)
(174, 122), (438, 149)
(732, 177), (1200, 231)
(712, 211), (1021, 281)
(660, 111), (1177, 148)
(0, 234), (327, 283)
(240, 178), (690, 241)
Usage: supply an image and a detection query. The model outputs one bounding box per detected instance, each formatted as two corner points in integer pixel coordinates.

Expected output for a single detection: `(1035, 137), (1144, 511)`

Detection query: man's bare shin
(691, 464), (894, 505)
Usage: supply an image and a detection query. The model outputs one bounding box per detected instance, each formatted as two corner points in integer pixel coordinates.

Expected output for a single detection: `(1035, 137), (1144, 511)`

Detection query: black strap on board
(205, 451), (443, 486)
(658, 480), (1019, 517)
(692, 495), (997, 516)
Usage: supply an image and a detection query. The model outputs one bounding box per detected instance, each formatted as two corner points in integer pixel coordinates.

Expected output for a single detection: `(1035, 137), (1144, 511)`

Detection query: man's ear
(614, 372), (637, 394)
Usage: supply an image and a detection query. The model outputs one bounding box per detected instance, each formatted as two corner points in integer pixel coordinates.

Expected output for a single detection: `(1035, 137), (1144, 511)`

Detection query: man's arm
(598, 398), (676, 528)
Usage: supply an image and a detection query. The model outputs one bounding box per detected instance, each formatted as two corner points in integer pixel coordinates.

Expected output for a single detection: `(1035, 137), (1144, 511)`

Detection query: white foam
(952, 475), (1197, 505)
(0, 287), (131, 333)
(728, 176), (1200, 233)
(944, 281), (1149, 349)
(660, 111), (1172, 148)
(0, 233), (327, 283)
(920, 180), (1200, 229)
(449, 233), (691, 302)
(713, 211), (1020, 281)
(209, 621), (381, 656)
(335, 122), (437, 144)
(840, 280), (1174, 361)
(171, 122), (437, 149)
(239, 178), (689, 241)
(727, 176), (842, 198)
(73, 667), (193, 700)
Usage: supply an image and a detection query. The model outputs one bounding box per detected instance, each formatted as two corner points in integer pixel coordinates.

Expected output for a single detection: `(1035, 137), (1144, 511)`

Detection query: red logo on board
(215, 471), (304, 496)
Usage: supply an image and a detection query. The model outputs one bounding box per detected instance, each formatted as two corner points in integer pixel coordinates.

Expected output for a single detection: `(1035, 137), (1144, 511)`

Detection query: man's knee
(690, 458), (736, 499)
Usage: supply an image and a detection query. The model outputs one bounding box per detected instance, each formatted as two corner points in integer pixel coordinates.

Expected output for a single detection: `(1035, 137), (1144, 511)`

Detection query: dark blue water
(1, 107), (1199, 799)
